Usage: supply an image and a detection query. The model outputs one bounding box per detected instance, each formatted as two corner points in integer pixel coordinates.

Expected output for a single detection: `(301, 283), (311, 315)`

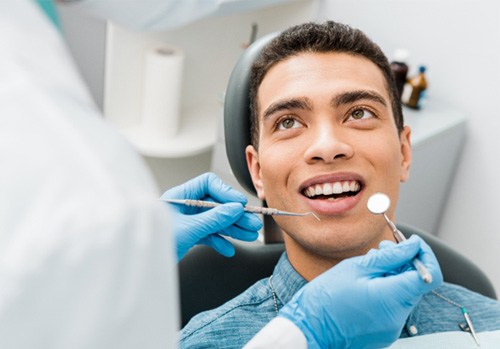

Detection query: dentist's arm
(161, 172), (262, 261)
(245, 236), (443, 349)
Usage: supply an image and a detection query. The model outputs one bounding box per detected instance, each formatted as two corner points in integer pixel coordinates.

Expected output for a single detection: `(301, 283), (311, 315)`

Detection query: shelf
(396, 100), (467, 234)
(119, 106), (219, 158)
(403, 101), (467, 146)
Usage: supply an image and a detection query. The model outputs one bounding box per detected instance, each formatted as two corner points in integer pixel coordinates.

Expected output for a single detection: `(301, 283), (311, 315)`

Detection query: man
(180, 21), (500, 348)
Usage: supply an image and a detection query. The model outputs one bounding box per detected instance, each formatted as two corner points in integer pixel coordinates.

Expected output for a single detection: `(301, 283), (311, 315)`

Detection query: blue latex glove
(161, 172), (262, 261)
(279, 235), (443, 349)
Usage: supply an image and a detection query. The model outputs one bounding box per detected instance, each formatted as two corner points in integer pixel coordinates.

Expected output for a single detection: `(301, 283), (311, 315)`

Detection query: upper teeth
(304, 181), (361, 198)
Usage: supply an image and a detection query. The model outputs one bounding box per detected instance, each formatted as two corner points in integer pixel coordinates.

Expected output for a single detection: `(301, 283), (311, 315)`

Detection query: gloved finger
(361, 236), (422, 274)
(379, 265), (439, 304)
(379, 240), (397, 249)
(203, 172), (248, 204)
(185, 203), (245, 240)
(220, 224), (259, 242)
(160, 173), (249, 217)
(410, 235), (443, 287)
(199, 234), (236, 257)
(160, 172), (247, 203)
(413, 236), (440, 268)
(163, 172), (248, 203)
(374, 236), (443, 298)
(189, 197), (263, 234)
(160, 181), (202, 215)
(233, 211), (263, 232)
(365, 239), (406, 262)
(364, 248), (379, 258)
(160, 177), (198, 200)
(378, 239), (410, 276)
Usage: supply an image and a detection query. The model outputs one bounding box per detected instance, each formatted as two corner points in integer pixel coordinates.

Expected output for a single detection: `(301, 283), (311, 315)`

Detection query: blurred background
(56, 0), (500, 294)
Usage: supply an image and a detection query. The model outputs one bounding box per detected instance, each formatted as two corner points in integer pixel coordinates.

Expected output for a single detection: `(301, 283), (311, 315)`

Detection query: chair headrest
(223, 33), (278, 196)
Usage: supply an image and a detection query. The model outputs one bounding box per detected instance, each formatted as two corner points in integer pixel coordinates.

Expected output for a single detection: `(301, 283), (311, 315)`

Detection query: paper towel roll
(141, 46), (184, 139)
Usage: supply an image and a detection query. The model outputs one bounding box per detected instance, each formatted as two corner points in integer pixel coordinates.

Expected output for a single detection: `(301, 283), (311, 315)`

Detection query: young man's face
(246, 52), (412, 274)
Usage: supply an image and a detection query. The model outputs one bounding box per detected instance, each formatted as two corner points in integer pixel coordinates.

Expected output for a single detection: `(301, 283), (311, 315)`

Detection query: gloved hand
(161, 172), (262, 261)
(279, 235), (443, 349)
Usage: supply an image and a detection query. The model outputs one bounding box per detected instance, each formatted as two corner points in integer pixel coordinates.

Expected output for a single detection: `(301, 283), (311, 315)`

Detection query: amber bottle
(402, 66), (428, 109)
(390, 49), (410, 99)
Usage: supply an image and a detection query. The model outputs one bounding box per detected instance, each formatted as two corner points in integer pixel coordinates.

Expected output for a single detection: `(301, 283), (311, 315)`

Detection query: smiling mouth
(302, 181), (362, 200)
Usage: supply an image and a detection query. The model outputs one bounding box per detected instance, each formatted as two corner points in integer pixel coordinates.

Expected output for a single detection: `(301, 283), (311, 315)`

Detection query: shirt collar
(270, 252), (307, 306)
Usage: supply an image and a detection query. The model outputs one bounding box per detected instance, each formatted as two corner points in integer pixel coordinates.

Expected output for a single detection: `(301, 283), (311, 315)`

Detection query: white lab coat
(0, 1), (178, 347)
(0, 0), (307, 348)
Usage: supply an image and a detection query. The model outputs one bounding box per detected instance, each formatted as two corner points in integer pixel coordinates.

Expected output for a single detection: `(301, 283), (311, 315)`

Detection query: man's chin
(284, 232), (375, 262)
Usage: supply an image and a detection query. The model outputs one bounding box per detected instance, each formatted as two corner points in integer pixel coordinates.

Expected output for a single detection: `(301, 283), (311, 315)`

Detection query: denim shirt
(180, 253), (500, 349)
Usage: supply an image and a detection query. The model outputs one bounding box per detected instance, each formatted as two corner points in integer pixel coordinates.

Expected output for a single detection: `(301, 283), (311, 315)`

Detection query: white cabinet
(397, 102), (467, 234)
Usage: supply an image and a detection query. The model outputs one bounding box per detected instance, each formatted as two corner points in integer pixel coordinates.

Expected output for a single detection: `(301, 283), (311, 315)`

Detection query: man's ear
(400, 126), (412, 182)
(245, 145), (266, 200)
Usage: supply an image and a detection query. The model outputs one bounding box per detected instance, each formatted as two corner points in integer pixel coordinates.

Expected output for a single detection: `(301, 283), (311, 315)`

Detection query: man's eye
(348, 108), (375, 121)
(277, 117), (302, 130)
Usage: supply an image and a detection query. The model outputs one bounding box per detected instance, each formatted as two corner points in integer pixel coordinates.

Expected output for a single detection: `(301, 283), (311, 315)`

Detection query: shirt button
(409, 325), (418, 336)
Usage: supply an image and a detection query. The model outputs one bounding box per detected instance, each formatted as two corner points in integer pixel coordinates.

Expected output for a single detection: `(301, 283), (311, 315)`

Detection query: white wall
(59, 0), (500, 293)
(57, 1), (318, 193)
(103, 0), (318, 192)
(57, 4), (106, 109)
(317, 0), (500, 294)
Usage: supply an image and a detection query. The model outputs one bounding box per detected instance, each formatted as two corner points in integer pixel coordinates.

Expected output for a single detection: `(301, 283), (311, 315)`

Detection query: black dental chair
(179, 223), (497, 327)
(178, 33), (497, 327)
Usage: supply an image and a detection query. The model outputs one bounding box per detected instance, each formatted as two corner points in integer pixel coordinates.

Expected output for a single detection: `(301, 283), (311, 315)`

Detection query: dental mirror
(367, 192), (433, 284)
(367, 192), (391, 215)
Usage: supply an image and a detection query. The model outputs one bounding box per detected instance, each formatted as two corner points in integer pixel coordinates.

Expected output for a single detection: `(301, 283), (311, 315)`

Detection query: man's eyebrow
(262, 98), (313, 120)
(331, 90), (388, 108)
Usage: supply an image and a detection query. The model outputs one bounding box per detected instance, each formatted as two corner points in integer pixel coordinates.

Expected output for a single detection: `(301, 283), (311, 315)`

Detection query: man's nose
(303, 123), (354, 164)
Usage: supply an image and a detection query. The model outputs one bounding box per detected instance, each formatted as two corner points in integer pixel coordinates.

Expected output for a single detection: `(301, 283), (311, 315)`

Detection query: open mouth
(302, 181), (362, 200)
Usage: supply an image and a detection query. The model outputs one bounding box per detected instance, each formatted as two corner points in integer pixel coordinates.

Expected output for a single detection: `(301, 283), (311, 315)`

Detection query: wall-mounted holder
(119, 45), (218, 158)
(119, 105), (219, 158)
(104, 32), (219, 158)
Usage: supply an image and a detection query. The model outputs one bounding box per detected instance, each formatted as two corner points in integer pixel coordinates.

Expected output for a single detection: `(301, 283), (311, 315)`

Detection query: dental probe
(163, 198), (321, 221)
(367, 193), (433, 284)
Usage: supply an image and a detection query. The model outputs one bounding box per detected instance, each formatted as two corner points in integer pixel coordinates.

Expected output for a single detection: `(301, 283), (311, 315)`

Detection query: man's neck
(286, 246), (341, 281)
(282, 227), (395, 281)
